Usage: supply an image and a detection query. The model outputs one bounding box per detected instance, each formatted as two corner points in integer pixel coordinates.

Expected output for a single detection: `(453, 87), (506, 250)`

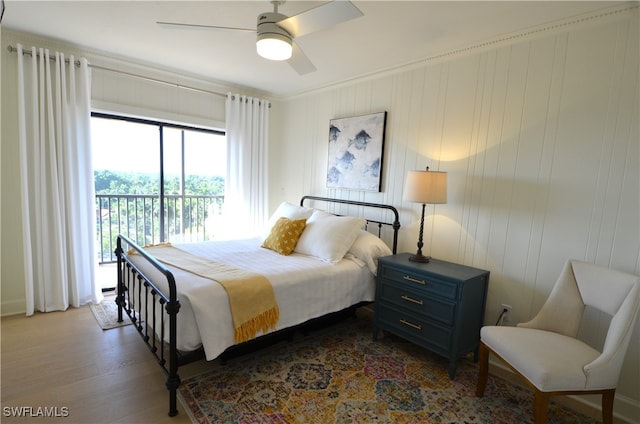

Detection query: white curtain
(16, 44), (100, 315)
(223, 93), (270, 237)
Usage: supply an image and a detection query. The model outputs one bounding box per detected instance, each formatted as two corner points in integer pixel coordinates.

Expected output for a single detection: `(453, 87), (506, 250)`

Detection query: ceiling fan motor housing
(256, 11), (293, 60)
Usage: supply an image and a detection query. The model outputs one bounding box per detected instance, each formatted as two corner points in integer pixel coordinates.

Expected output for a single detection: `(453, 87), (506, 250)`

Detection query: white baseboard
(571, 392), (640, 424)
(1, 299), (26, 317)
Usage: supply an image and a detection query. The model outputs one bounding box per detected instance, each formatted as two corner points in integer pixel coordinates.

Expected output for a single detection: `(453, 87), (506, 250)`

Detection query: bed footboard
(115, 235), (181, 417)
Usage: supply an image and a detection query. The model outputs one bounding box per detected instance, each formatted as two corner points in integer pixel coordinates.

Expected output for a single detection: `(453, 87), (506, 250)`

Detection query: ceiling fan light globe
(256, 36), (292, 61)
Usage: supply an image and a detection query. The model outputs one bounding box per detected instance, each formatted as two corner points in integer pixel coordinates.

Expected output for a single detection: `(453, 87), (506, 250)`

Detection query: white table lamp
(403, 167), (447, 263)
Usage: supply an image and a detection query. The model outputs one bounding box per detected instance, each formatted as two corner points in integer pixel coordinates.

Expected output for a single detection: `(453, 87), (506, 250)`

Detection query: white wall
(271, 9), (639, 421)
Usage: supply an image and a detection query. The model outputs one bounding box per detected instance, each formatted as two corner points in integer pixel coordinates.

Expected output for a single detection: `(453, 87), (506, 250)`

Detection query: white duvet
(127, 237), (375, 360)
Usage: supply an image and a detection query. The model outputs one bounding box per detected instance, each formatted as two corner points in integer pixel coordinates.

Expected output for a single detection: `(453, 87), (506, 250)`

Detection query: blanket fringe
(235, 306), (281, 344)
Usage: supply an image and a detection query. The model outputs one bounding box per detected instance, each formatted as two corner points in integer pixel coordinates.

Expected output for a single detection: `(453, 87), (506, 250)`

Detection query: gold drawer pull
(403, 275), (426, 285)
(401, 295), (424, 305)
(400, 319), (422, 331)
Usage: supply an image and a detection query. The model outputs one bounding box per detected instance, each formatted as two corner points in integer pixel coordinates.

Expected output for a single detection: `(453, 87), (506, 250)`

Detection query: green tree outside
(95, 170), (224, 261)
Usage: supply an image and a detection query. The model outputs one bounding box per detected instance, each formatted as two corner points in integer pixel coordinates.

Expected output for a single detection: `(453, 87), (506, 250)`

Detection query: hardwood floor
(1, 304), (215, 424)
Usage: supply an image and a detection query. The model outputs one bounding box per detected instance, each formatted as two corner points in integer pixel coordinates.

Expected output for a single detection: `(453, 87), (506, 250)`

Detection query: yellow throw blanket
(136, 243), (280, 344)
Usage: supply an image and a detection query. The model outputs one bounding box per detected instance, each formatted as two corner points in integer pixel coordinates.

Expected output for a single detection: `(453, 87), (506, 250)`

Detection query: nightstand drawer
(378, 282), (455, 325)
(376, 304), (452, 354)
(379, 265), (458, 300)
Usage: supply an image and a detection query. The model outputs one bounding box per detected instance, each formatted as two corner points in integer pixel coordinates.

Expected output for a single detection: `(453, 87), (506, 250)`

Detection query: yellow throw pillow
(261, 217), (307, 255)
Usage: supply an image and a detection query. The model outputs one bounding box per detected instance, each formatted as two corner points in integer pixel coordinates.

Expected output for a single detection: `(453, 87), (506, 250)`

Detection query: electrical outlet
(500, 304), (512, 324)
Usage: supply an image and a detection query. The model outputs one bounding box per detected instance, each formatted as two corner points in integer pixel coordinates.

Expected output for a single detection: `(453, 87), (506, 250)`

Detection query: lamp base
(408, 253), (431, 263)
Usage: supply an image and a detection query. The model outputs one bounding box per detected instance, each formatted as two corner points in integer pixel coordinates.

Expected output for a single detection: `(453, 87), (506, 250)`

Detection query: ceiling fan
(157, 1), (363, 75)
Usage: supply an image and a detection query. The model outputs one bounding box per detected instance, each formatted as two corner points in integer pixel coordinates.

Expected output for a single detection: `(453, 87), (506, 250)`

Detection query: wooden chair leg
(533, 390), (549, 424)
(602, 389), (615, 424)
(475, 341), (489, 397)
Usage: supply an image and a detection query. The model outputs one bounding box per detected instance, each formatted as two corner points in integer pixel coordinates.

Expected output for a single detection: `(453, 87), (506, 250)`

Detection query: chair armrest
(583, 349), (625, 389)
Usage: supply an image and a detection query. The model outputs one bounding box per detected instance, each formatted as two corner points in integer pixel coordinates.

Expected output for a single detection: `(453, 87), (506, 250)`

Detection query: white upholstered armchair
(476, 259), (640, 424)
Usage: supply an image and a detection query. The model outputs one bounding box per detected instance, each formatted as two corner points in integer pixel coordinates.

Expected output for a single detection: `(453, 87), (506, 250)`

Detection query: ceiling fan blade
(157, 21), (254, 32)
(288, 41), (316, 75)
(277, 1), (363, 38)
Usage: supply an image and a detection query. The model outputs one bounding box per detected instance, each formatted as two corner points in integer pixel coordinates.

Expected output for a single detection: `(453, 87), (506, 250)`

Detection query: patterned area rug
(89, 295), (132, 330)
(178, 310), (597, 423)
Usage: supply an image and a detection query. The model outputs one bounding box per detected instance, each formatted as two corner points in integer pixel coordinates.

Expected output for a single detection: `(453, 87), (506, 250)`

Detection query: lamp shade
(403, 168), (447, 204)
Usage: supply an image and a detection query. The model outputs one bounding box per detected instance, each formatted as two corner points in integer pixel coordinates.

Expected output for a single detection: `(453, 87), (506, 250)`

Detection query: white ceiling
(2, 1), (628, 97)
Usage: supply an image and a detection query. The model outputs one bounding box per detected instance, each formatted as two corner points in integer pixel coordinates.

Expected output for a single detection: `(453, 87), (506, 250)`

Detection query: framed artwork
(326, 111), (387, 191)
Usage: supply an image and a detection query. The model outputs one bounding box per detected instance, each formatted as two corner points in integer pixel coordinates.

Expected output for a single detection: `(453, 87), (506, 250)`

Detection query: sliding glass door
(92, 113), (225, 262)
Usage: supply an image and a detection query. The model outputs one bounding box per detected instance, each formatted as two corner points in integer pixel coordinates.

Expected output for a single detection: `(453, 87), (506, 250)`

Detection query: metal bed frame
(114, 196), (400, 417)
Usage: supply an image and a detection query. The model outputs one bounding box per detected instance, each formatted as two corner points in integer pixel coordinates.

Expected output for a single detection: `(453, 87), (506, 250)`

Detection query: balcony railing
(96, 194), (224, 263)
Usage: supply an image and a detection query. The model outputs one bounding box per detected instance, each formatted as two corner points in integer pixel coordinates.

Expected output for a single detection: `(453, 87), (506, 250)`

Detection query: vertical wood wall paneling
(393, 71), (421, 250)
(460, 50), (490, 268)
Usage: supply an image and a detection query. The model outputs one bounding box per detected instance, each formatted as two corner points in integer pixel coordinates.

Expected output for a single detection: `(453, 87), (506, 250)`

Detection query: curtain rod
(8, 45), (227, 99)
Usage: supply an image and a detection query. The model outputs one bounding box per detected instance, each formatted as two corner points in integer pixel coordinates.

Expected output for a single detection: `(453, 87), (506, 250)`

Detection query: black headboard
(300, 195), (400, 254)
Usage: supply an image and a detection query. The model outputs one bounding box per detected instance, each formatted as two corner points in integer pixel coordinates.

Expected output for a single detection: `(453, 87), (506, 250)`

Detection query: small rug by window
(89, 295), (132, 330)
(178, 310), (597, 423)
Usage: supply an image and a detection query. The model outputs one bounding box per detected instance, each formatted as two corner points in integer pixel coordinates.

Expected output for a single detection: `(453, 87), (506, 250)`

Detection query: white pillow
(262, 202), (314, 240)
(294, 210), (366, 263)
(346, 230), (393, 275)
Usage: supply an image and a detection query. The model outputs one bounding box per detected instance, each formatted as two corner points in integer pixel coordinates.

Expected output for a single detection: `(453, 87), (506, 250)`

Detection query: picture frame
(326, 111), (387, 191)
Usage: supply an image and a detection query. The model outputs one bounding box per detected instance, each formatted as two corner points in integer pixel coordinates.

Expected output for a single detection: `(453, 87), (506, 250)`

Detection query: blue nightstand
(373, 253), (490, 379)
